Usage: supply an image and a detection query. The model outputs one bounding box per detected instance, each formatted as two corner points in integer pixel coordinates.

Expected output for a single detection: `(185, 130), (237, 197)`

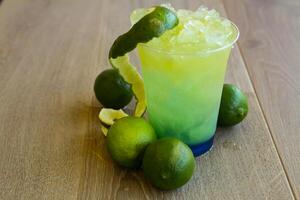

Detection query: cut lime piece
(99, 108), (128, 136)
(110, 55), (146, 117)
(99, 108), (128, 126)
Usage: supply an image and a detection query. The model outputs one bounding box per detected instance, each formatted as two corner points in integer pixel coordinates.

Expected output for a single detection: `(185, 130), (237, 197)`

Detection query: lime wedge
(99, 108), (128, 136)
(99, 108), (128, 126)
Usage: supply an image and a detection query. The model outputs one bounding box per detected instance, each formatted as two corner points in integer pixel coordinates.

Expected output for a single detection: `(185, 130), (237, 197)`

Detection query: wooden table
(0, 0), (299, 199)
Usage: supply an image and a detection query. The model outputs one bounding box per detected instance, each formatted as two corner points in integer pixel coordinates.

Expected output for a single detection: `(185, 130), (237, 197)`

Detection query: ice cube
(221, 19), (231, 28)
(177, 9), (194, 18)
(196, 5), (209, 13)
(208, 9), (219, 18)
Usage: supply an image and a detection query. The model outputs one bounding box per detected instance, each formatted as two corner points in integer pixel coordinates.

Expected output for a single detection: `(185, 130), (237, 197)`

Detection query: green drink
(132, 5), (239, 156)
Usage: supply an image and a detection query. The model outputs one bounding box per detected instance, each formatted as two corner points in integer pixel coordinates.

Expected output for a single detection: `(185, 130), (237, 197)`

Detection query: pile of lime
(94, 5), (248, 190)
(107, 116), (196, 189)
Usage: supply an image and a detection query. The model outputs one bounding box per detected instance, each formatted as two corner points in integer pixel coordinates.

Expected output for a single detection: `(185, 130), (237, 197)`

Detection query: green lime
(94, 69), (133, 109)
(218, 84), (248, 127)
(107, 116), (157, 168)
(142, 138), (195, 190)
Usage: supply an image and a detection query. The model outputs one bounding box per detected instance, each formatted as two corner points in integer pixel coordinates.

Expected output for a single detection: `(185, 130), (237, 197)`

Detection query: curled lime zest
(99, 6), (179, 135)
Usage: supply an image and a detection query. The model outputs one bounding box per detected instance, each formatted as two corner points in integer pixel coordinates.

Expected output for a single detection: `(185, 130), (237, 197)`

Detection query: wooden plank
(223, 0), (300, 198)
(0, 0), (294, 199)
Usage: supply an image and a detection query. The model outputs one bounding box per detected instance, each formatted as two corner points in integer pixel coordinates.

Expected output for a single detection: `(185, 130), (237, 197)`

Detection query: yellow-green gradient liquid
(132, 5), (238, 148)
(138, 46), (232, 146)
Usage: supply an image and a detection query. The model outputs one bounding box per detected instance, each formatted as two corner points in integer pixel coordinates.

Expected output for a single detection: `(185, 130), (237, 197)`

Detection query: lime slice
(99, 6), (178, 134)
(99, 108), (128, 126)
(99, 108), (128, 136)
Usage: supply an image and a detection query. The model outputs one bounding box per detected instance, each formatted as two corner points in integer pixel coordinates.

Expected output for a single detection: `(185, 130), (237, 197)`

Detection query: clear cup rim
(138, 19), (240, 56)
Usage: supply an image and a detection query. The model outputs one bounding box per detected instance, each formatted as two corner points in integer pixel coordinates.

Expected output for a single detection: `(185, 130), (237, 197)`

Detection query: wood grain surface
(223, 0), (300, 198)
(0, 0), (296, 199)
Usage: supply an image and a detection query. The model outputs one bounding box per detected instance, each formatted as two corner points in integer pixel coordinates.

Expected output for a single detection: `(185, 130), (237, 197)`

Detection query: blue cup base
(189, 136), (214, 157)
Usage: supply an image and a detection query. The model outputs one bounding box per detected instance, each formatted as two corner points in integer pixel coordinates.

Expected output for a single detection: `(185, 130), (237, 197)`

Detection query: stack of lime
(107, 116), (196, 190)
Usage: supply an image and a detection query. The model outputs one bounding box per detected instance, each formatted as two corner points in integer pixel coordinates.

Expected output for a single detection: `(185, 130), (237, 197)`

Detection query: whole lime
(94, 69), (133, 109)
(218, 84), (248, 127)
(107, 116), (156, 168)
(142, 138), (195, 190)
